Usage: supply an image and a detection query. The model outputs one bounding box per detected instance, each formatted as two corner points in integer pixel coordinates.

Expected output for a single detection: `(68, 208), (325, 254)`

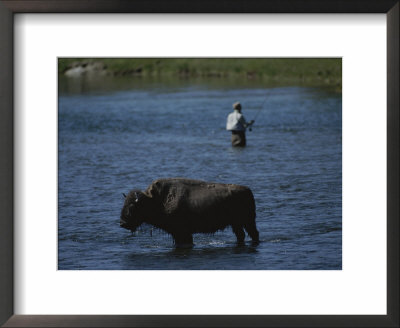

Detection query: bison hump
(145, 178), (253, 215)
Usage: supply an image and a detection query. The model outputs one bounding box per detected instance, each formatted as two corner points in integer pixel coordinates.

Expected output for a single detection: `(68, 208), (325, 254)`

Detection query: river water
(58, 76), (342, 270)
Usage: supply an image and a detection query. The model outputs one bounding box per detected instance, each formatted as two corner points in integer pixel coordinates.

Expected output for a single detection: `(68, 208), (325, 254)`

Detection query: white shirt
(226, 110), (247, 131)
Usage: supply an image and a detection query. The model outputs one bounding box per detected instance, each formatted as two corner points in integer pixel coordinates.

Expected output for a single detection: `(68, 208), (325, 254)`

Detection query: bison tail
(247, 189), (256, 219)
(245, 189), (258, 242)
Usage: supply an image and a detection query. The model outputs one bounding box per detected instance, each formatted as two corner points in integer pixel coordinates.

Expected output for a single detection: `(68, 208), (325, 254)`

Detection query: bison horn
(123, 193), (127, 198)
(134, 192), (139, 202)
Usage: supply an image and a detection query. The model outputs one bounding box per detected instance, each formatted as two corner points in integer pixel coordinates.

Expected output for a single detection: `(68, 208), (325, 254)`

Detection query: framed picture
(0, 1), (398, 327)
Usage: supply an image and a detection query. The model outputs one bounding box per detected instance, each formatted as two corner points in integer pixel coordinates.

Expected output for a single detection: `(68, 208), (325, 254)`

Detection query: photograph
(58, 58), (342, 270)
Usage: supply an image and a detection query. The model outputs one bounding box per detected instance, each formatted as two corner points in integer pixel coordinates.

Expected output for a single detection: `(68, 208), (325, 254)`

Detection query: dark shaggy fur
(120, 178), (259, 247)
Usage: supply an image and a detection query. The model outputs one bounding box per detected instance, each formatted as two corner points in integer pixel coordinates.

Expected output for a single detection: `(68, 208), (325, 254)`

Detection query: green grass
(58, 58), (341, 90)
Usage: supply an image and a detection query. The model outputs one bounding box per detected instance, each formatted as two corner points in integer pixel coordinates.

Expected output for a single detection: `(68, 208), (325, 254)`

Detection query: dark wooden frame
(0, 1), (398, 327)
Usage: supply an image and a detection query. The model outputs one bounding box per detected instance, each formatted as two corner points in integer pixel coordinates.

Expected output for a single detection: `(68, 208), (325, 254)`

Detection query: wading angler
(120, 178), (260, 247)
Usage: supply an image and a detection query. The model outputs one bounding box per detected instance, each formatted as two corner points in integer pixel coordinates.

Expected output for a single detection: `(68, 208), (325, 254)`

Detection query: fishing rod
(248, 91), (270, 131)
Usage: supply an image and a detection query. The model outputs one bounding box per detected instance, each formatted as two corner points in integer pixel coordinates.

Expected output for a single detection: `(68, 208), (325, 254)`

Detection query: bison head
(120, 190), (145, 232)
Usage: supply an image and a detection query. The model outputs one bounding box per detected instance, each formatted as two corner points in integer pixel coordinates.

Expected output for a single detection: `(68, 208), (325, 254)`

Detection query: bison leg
(232, 226), (245, 244)
(244, 222), (260, 243)
(172, 232), (193, 248)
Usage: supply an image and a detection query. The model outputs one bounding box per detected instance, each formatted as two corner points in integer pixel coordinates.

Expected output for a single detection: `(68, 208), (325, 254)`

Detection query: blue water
(58, 78), (342, 270)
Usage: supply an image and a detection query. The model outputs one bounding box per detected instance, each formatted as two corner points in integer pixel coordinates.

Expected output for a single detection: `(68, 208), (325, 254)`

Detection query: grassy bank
(59, 58), (341, 90)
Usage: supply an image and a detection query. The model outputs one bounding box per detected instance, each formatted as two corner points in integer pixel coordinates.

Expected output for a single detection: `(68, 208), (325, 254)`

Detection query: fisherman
(226, 102), (254, 147)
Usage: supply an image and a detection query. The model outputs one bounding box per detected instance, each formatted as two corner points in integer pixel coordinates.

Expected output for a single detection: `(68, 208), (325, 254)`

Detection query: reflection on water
(58, 76), (342, 270)
(58, 75), (308, 96)
(124, 243), (260, 270)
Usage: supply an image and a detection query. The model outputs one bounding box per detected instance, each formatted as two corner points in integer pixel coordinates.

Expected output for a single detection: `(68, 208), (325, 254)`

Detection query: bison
(120, 178), (259, 246)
